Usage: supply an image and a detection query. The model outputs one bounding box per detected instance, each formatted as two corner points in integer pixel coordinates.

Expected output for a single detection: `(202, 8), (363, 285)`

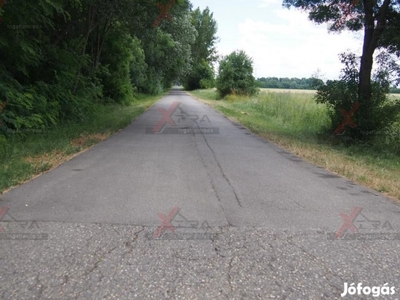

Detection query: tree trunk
(73, 5), (98, 95)
(94, 21), (112, 70)
(359, 34), (374, 126)
(358, 0), (391, 129)
(359, 0), (375, 110)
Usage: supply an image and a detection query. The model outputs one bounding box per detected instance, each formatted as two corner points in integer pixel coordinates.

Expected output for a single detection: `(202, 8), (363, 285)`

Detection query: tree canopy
(183, 6), (219, 90)
(217, 50), (259, 98)
(284, 0), (400, 93)
(0, 0), (219, 135)
(284, 0), (400, 139)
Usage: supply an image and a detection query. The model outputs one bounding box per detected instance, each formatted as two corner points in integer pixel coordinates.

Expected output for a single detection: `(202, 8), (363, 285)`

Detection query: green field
(189, 89), (400, 201)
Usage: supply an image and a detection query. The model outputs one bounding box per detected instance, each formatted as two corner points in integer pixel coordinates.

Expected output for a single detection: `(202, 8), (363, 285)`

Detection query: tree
(185, 59), (215, 90)
(0, 0), (199, 134)
(160, 12), (197, 87)
(190, 7), (218, 64)
(315, 52), (399, 140)
(283, 0), (400, 129)
(184, 6), (218, 90)
(216, 50), (259, 98)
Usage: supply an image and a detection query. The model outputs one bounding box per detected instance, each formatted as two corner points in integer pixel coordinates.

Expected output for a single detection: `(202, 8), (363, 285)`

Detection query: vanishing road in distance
(1, 89), (400, 299)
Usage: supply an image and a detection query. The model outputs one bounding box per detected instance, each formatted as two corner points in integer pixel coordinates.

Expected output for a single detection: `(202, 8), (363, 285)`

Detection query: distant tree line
(256, 77), (400, 94)
(390, 88), (400, 94)
(256, 77), (324, 90)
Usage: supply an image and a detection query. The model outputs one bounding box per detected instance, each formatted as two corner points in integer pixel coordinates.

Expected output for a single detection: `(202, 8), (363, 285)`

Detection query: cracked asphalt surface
(1, 89), (400, 299)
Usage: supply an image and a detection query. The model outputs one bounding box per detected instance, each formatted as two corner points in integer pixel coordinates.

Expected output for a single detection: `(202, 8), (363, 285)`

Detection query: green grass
(191, 89), (331, 140)
(189, 89), (400, 201)
(0, 94), (163, 194)
(232, 92), (329, 137)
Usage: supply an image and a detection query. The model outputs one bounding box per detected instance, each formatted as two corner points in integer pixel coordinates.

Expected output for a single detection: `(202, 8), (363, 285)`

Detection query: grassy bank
(189, 89), (400, 201)
(0, 94), (163, 194)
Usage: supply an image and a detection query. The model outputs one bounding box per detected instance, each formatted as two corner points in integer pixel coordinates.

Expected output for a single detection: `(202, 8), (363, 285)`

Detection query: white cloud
(259, 0), (280, 7)
(237, 9), (362, 79)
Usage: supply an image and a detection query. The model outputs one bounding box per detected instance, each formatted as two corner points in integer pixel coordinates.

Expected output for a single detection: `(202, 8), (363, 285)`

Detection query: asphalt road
(1, 89), (400, 299)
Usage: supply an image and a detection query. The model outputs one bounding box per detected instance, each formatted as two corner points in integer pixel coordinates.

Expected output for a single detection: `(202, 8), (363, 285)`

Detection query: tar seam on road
(190, 122), (233, 226)
(194, 119), (243, 208)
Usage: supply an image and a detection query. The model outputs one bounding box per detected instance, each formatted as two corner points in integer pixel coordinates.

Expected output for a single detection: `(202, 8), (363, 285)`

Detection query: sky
(189, 0), (364, 80)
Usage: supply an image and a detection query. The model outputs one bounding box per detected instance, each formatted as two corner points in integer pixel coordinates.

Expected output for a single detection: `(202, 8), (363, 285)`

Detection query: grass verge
(189, 89), (400, 201)
(0, 93), (163, 195)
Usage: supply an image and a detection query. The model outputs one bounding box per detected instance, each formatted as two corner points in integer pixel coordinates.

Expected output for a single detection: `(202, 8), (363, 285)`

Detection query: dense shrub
(184, 60), (215, 90)
(216, 50), (259, 98)
(315, 53), (400, 143)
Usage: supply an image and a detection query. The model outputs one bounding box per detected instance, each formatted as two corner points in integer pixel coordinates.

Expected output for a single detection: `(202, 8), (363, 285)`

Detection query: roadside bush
(315, 53), (400, 144)
(200, 78), (215, 89)
(184, 60), (215, 90)
(99, 30), (135, 104)
(216, 50), (259, 98)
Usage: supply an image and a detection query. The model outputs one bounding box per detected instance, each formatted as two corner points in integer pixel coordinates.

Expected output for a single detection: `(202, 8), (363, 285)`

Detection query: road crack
(193, 121), (243, 211)
(84, 245), (118, 276)
(284, 234), (344, 294)
(201, 134), (243, 208)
